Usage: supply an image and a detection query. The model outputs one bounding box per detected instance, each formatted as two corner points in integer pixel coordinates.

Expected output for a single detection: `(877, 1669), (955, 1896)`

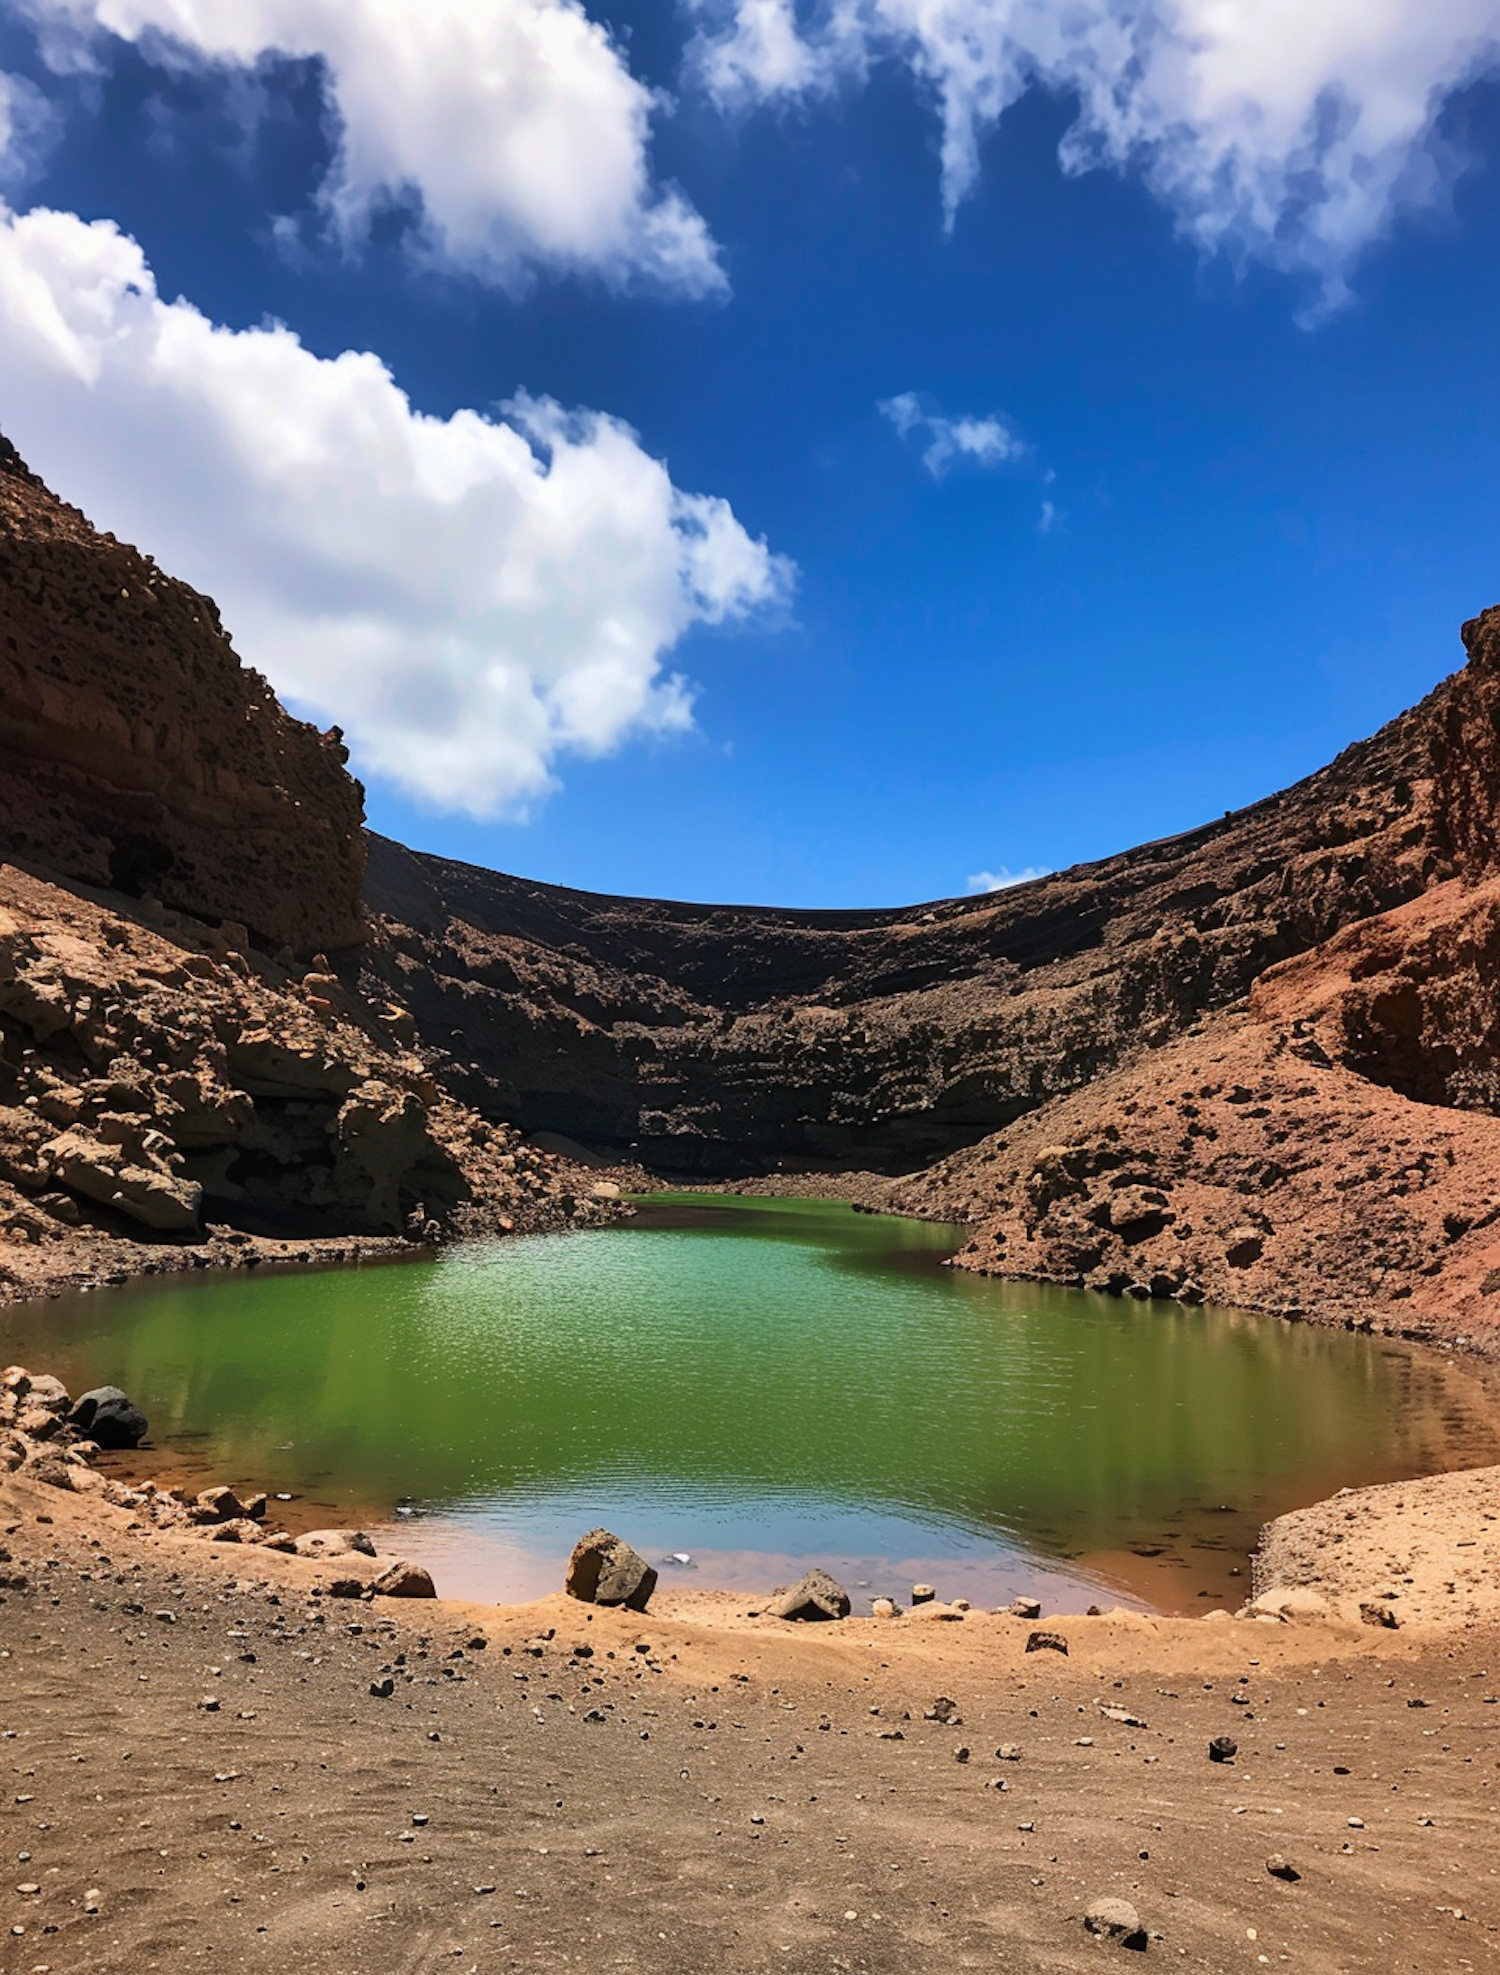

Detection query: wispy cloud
(695, 0), (1500, 309)
(880, 392), (1024, 479)
(967, 866), (1051, 894)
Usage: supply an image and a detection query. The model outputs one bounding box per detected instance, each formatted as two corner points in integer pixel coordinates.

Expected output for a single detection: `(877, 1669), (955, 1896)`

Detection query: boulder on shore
(767, 1568), (851, 1622)
(295, 1529), (377, 1559)
(565, 1528), (657, 1612)
(68, 1386), (148, 1448)
(369, 1560), (436, 1598)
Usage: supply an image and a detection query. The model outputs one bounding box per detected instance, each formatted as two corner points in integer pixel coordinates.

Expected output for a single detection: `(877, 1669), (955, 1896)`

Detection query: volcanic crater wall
(13, 426), (1500, 1342)
(362, 648), (1459, 1175)
(0, 437), (366, 958)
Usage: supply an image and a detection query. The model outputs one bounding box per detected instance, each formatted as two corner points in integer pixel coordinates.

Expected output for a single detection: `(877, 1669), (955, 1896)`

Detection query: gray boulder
(565, 1529), (657, 1612)
(68, 1386), (148, 1448)
(767, 1568), (851, 1622)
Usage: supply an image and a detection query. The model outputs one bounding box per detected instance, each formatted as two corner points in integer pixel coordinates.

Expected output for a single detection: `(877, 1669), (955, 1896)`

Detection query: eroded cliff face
(870, 607), (1500, 1340)
(11, 425), (1500, 1342)
(0, 437), (365, 957)
(356, 602), (1500, 1341)
(362, 654), (1447, 1176)
(0, 857), (621, 1297)
(0, 439), (620, 1284)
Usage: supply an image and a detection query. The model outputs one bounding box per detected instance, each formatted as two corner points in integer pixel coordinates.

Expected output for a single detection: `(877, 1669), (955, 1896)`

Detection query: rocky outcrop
(766, 1568), (851, 1621)
(67, 1385), (148, 1448)
(0, 858), (625, 1294)
(0, 436), (364, 957)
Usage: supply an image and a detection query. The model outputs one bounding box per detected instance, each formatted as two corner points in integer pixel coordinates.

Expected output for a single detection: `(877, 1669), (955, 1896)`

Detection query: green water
(4, 1194), (1497, 1611)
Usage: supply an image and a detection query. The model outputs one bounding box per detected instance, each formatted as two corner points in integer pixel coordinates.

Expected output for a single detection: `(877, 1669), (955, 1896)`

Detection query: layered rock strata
(362, 624), (1457, 1178)
(0, 436), (364, 956)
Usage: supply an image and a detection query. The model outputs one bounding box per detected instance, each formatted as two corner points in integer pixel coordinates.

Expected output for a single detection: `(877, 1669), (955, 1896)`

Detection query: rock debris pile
(2, 1361), (436, 1590)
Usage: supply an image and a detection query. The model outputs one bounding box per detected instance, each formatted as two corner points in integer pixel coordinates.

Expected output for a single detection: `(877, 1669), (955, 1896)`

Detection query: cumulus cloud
(966, 866), (1050, 893)
(0, 202), (790, 815)
(880, 391), (1023, 476)
(15, 0), (723, 293)
(695, 0), (1500, 299)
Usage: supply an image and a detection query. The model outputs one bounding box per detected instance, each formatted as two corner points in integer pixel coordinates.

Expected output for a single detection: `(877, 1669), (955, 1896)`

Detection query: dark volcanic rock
(68, 1386), (147, 1449)
(565, 1529), (657, 1611)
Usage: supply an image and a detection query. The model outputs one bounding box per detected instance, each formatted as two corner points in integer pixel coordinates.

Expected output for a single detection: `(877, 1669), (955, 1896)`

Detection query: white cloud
(0, 201), (791, 815)
(695, 0), (1500, 300)
(0, 68), (60, 186)
(966, 866), (1050, 892)
(16, 0), (724, 294)
(880, 390), (1023, 476)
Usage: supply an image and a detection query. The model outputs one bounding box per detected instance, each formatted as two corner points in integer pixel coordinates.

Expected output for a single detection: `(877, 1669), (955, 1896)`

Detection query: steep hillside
(362, 649), (1450, 1175)
(0, 441), (620, 1291)
(9, 427), (1500, 1345)
(0, 436), (365, 957)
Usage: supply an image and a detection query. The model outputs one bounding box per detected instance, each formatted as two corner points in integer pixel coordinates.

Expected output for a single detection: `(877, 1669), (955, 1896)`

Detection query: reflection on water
(4, 1193), (1498, 1612)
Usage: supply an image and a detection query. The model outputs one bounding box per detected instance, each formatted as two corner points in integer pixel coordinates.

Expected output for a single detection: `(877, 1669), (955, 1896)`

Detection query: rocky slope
(10, 427), (1500, 1343)
(0, 855), (622, 1299)
(0, 437), (622, 1292)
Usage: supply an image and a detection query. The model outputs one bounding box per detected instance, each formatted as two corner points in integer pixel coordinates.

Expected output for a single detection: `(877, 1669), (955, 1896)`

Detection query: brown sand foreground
(3, 1463), (1500, 1975)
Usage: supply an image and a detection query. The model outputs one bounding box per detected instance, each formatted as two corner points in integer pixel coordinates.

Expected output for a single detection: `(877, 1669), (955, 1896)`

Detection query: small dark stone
(1360, 1601), (1400, 1629)
(1208, 1736), (1237, 1763)
(1266, 1854), (1301, 1882)
(1025, 1629), (1069, 1655)
(369, 1677), (395, 1698)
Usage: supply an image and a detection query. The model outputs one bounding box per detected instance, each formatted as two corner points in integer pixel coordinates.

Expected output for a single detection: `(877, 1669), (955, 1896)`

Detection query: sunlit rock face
(360, 651), (1448, 1176)
(0, 435), (366, 960)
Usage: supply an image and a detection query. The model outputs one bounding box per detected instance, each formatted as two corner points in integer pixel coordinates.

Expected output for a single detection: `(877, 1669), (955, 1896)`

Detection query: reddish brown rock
(369, 1560), (437, 1598)
(0, 435), (364, 956)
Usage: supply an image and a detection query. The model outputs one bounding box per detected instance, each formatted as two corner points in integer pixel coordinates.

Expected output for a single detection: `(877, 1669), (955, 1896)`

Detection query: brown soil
(4, 1458), (1500, 1975)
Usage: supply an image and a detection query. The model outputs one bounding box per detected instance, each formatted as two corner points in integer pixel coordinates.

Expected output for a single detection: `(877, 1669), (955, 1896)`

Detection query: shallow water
(5, 1194), (1498, 1611)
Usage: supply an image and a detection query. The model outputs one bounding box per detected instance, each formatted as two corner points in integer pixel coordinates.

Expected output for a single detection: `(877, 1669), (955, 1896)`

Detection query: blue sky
(0, 1), (1498, 905)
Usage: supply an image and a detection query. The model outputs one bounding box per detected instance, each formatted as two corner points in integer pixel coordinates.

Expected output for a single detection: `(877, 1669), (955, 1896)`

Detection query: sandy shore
(4, 1419), (1500, 1973)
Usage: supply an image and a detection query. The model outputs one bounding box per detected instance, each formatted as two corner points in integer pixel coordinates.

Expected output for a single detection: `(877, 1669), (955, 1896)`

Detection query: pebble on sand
(1083, 1896), (1148, 1950)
